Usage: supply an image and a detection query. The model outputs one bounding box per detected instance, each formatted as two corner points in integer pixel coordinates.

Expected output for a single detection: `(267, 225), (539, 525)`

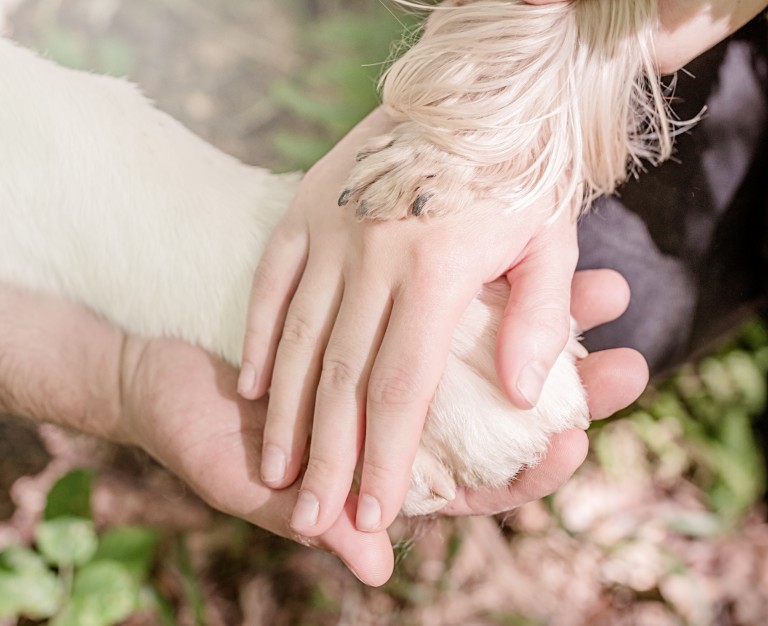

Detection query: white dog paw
(338, 123), (496, 221)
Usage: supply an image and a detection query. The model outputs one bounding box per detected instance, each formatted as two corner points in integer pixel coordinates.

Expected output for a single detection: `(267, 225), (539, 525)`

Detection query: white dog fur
(0, 0), (670, 515)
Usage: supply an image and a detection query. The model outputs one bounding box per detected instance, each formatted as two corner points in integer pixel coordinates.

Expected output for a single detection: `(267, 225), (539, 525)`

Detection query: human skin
(527, 1), (768, 73)
(0, 271), (645, 585)
(240, 0), (768, 540)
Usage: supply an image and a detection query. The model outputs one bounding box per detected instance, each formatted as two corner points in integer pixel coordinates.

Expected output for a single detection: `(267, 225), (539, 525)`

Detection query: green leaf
(0, 546), (63, 618)
(36, 517), (98, 568)
(93, 526), (159, 582)
(62, 561), (139, 626)
(0, 569), (64, 618)
(0, 545), (49, 575)
(44, 468), (94, 521)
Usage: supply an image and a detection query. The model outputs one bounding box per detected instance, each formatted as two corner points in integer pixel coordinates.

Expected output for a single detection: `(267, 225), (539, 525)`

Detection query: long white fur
(0, 0), (670, 516)
(342, 0), (672, 221)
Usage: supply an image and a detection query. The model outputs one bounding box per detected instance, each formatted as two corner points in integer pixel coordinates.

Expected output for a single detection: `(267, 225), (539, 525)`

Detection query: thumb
(496, 219), (578, 408)
(318, 496), (395, 587)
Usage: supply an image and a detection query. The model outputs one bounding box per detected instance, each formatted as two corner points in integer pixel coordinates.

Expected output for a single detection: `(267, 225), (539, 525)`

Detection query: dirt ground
(1, 1), (768, 624)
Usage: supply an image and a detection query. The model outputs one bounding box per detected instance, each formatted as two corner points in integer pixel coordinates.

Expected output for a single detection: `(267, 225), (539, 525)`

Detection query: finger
(241, 487), (395, 586)
(496, 219), (578, 409)
(239, 217), (308, 399)
(442, 346), (648, 516)
(315, 496), (395, 587)
(150, 348), (395, 587)
(289, 279), (391, 536)
(441, 429), (588, 516)
(260, 261), (344, 489)
(579, 347), (649, 421)
(356, 282), (475, 533)
(570, 269), (631, 332)
(248, 489), (395, 587)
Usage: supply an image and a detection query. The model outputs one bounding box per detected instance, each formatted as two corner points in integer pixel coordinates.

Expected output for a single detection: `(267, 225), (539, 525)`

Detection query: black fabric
(577, 17), (768, 377)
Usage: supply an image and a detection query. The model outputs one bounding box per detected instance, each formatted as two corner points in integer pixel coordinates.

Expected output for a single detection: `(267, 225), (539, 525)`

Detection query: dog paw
(403, 283), (589, 515)
(401, 446), (457, 516)
(338, 124), (486, 221)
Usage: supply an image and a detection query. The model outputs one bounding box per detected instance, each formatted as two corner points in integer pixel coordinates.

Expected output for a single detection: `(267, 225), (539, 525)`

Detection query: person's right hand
(443, 269), (648, 515)
(231, 0), (767, 548)
(239, 108), (582, 541)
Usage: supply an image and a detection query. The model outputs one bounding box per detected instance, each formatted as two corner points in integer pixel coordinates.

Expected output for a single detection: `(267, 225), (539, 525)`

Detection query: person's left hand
(444, 269), (648, 515)
(117, 333), (395, 586)
(0, 280), (394, 586)
(118, 268), (646, 580)
(0, 271), (645, 586)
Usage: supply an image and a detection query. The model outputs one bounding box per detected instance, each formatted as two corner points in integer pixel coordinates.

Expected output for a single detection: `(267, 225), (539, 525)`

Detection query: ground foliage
(1, 1), (767, 624)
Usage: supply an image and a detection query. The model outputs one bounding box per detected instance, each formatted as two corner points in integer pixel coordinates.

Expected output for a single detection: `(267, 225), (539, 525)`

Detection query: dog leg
(341, 0), (669, 222)
(0, 37), (588, 516)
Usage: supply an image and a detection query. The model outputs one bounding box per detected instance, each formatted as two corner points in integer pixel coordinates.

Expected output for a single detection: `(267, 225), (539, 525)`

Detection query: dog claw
(338, 189), (352, 207)
(411, 193), (431, 217)
(356, 138), (396, 162)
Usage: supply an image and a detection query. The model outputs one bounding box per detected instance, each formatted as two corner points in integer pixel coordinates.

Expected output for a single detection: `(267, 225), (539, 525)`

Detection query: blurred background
(0, 1), (767, 624)
(3, 0), (406, 171)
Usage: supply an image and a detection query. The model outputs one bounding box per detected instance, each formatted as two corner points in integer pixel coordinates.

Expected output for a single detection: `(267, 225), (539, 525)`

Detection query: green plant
(0, 469), (162, 626)
(594, 317), (768, 525)
(270, 5), (418, 170)
(39, 21), (136, 77)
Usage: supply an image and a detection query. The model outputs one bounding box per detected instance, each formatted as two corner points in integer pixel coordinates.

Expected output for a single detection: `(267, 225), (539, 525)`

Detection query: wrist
(655, 0), (767, 73)
(315, 107), (395, 172)
(0, 283), (129, 443)
(113, 333), (150, 448)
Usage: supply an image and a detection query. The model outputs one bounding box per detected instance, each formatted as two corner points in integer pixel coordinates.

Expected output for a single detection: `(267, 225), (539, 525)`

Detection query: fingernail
(517, 362), (547, 408)
(291, 491), (319, 531)
(356, 494), (382, 532)
(261, 444), (286, 484)
(238, 363), (257, 397)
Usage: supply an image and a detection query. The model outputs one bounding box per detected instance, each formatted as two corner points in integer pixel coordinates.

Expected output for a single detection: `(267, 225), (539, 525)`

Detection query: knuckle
(251, 253), (282, 294)
(243, 326), (269, 350)
(264, 405), (300, 433)
(526, 306), (571, 349)
(362, 456), (405, 485)
(319, 356), (359, 392)
(367, 366), (428, 409)
(304, 453), (343, 482)
(279, 314), (318, 349)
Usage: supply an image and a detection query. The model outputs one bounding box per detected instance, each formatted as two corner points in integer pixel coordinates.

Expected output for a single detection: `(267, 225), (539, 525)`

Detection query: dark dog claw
(411, 193), (431, 217)
(338, 189), (352, 206)
(356, 138), (396, 162)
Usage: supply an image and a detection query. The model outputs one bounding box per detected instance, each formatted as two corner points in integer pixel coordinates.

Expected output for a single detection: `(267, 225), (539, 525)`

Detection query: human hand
(0, 268), (644, 587)
(239, 108), (580, 539)
(0, 281), (390, 585)
(118, 334), (395, 586)
(116, 269), (644, 585)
